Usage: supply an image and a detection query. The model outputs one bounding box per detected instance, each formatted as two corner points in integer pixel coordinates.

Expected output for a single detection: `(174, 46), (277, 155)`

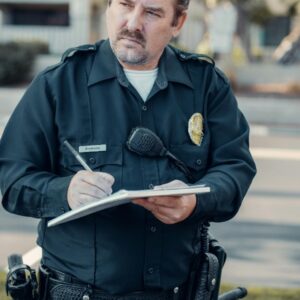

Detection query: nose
(126, 10), (143, 32)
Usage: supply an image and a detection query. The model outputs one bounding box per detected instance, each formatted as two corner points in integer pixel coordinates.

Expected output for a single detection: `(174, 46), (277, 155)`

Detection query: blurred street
(0, 85), (300, 288)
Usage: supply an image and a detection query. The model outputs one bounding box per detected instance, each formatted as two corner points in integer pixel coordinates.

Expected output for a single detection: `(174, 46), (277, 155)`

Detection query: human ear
(172, 12), (187, 38)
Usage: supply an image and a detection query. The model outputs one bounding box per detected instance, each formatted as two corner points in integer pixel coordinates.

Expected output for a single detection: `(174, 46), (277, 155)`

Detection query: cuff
(43, 176), (73, 218)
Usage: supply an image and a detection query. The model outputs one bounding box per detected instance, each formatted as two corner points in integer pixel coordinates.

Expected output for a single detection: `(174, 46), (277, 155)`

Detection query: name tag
(79, 145), (107, 153)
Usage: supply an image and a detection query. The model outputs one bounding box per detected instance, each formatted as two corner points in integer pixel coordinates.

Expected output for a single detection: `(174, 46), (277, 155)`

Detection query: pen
(64, 140), (93, 172)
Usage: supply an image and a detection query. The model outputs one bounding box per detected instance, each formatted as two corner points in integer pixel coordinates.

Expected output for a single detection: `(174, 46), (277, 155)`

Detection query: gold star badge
(188, 113), (204, 146)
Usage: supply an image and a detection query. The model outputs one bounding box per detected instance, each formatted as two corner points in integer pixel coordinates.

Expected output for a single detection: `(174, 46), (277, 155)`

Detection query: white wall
(0, 0), (91, 54)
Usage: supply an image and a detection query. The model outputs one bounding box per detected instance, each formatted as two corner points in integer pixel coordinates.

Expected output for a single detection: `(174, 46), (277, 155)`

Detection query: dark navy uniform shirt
(0, 40), (256, 294)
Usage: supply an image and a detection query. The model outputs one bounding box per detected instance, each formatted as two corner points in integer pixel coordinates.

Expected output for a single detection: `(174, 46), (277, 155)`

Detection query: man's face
(106, 0), (186, 70)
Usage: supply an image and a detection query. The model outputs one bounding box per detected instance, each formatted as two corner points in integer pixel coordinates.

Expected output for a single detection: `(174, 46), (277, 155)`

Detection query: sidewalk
(237, 95), (300, 127)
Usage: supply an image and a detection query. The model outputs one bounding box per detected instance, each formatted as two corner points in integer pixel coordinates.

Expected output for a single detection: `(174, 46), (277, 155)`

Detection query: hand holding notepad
(48, 184), (210, 227)
(133, 179), (198, 224)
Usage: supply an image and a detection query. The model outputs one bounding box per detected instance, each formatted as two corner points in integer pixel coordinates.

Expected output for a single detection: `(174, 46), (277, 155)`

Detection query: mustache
(117, 29), (146, 45)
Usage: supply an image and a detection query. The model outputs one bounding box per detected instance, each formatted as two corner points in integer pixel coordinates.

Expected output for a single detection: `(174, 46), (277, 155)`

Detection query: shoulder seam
(168, 45), (215, 66)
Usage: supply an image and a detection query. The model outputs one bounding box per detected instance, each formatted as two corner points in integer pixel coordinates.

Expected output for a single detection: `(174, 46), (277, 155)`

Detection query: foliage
(0, 272), (9, 300)
(231, 0), (273, 25)
(0, 40), (49, 86)
(15, 40), (49, 56)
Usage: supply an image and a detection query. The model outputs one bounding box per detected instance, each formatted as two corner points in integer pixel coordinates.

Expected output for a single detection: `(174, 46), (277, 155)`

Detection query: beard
(111, 29), (149, 66)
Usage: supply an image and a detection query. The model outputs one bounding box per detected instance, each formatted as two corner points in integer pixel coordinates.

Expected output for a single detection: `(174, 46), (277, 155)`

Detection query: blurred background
(0, 0), (299, 297)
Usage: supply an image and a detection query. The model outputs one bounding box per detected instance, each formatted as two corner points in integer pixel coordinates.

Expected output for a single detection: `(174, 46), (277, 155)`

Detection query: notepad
(48, 185), (210, 227)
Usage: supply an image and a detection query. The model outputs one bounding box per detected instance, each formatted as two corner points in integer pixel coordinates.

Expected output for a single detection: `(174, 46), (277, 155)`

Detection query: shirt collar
(158, 46), (194, 89)
(88, 39), (193, 89)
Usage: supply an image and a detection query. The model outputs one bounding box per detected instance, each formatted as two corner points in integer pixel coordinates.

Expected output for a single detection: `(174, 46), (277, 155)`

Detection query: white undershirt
(124, 68), (158, 102)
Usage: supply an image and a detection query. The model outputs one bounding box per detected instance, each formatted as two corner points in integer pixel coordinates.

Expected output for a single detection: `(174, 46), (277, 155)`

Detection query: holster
(186, 228), (227, 300)
(38, 265), (51, 300)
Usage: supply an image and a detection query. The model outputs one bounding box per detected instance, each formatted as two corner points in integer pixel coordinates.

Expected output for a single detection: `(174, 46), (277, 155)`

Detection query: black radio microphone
(127, 127), (193, 181)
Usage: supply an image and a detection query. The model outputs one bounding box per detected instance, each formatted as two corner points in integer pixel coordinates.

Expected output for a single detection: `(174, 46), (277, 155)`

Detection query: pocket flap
(170, 144), (207, 171)
(62, 145), (123, 171)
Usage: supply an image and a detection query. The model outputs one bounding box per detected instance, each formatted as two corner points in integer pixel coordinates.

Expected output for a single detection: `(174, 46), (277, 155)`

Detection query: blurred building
(0, 0), (105, 54)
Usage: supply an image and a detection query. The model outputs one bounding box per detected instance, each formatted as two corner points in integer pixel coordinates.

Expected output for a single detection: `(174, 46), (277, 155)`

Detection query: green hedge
(0, 41), (49, 86)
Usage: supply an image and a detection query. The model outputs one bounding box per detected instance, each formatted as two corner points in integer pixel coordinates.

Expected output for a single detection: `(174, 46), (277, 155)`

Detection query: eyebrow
(122, 0), (135, 5)
(122, 0), (165, 16)
(146, 6), (165, 16)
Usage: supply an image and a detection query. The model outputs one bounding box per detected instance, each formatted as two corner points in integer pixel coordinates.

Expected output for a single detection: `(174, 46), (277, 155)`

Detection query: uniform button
(196, 159), (202, 165)
(89, 157), (96, 164)
(150, 226), (157, 233)
(147, 267), (154, 274)
(148, 183), (154, 189)
(142, 105), (147, 111)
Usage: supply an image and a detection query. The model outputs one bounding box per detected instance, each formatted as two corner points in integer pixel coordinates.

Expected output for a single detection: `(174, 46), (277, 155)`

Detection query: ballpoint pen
(63, 140), (93, 172)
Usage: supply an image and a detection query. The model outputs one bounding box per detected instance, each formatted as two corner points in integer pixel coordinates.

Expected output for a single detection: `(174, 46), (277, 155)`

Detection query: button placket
(144, 214), (162, 287)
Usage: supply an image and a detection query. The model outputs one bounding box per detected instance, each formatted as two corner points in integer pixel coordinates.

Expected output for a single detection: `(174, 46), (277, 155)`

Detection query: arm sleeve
(189, 69), (256, 223)
(0, 74), (72, 218)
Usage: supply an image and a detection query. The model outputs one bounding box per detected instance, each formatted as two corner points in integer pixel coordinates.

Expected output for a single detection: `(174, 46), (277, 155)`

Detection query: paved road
(0, 88), (299, 288)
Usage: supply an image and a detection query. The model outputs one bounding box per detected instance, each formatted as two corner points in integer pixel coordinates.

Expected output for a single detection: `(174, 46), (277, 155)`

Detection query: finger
(78, 171), (114, 186)
(147, 196), (180, 208)
(80, 186), (109, 199)
(73, 181), (110, 198)
(71, 194), (102, 209)
(74, 176), (112, 197)
(96, 172), (115, 185)
(152, 211), (176, 225)
(132, 199), (158, 212)
(78, 193), (107, 204)
(133, 199), (182, 223)
(82, 172), (115, 195)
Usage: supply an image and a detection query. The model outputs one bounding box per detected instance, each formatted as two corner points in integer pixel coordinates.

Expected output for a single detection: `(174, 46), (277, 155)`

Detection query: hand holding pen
(64, 140), (115, 209)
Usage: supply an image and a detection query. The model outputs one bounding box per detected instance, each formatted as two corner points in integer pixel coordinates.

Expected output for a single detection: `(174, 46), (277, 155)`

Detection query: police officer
(0, 0), (256, 299)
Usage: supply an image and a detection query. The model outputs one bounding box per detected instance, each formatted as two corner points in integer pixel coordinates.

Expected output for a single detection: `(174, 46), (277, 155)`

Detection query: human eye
(146, 8), (162, 18)
(119, 1), (133, 8)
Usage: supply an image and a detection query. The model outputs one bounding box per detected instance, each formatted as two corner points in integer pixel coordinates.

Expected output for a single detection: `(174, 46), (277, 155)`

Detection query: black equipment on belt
(39, 265), (186, 300)
(218, 287), (248, 300)
(6, 254), (39, 300)
(126, 127), (194, 181)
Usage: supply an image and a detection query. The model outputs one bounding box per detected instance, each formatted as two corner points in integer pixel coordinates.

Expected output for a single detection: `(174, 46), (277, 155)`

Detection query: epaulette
(41, 44), (97, 74)
(170, 46), (215, 66)
(61, 44), (97, 62)
(215, 67), (230, 84)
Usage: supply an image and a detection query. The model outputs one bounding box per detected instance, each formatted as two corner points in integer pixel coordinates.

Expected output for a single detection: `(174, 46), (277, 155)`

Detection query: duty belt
(39, 265), (186, 300)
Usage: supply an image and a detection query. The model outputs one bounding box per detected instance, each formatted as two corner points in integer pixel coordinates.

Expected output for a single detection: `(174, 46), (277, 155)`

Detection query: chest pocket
(170, 143), (209, 182)
(61, 145), (123, 192)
